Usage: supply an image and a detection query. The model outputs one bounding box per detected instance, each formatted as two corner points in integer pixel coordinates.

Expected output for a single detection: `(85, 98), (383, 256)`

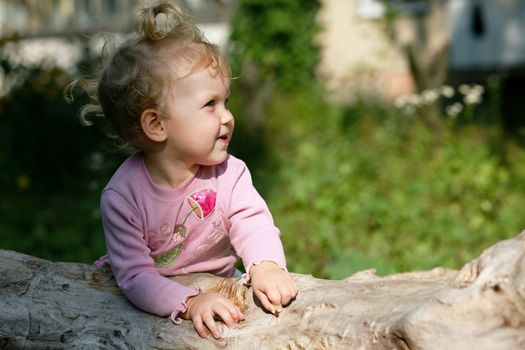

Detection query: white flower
(440, 85), (455, 98)
(394, 96), (408, 109)
(446, 102), (463, 118)
(464, 90), (482, 105)
(457, 83), (484, 105)
(458, 84), (471, 95)
(407, 94), (423, 107)
(422, 89), (439, 103)
(472, 84), (485, 95)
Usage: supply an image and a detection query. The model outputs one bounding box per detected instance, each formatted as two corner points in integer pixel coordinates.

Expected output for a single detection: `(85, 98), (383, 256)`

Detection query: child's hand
(181, 292), (245, 339)
(250, 261), (298, 315)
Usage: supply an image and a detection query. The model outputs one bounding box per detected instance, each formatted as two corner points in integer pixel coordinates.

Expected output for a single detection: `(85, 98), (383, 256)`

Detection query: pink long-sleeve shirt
(100, 152), (286, 322)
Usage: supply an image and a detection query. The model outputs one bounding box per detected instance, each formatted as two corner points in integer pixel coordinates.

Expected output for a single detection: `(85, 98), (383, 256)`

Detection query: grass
(242, 88), (525, 278)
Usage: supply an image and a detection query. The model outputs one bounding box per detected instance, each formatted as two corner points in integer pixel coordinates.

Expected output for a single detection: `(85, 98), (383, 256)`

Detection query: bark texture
(1, 230), (525, 349)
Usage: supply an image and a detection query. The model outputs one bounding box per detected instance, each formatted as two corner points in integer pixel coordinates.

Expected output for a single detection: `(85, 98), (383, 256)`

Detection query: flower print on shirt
(152, 189), (217, 268)
(187, 188), (216, 220)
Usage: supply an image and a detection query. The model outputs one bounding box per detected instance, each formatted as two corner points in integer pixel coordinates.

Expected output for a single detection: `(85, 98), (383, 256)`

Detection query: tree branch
(2, 230), (525, 349)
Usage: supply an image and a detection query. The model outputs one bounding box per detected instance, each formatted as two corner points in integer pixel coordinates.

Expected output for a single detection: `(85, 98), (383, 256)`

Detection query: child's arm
(102, 189), (244, 337)
(180, 292), (245, 338)
(224, 159), (298, 313)
(101, 190), (200, 322)
(249, 261), (297, 315)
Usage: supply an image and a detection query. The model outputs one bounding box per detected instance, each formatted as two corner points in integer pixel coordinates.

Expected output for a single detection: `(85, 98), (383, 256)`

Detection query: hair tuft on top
(136, 3), (196, 41)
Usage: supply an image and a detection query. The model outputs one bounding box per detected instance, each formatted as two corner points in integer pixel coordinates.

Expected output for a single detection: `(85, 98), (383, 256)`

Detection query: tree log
(2, 231), (525, 349)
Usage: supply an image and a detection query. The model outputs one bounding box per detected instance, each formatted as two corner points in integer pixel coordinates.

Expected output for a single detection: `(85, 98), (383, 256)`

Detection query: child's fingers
(277, 287), (291, 306)
(254, 288), (278, 314)
(202, 312), (221, 339)
(213, 302), (240, 328)
(278, 282), (298, 305)
(192, 315), (209, 338)
(223, 299), (245, 322)
(236, 307), (246, 321)
(288, 276), (298, 296)
(266, 287), (286, 310)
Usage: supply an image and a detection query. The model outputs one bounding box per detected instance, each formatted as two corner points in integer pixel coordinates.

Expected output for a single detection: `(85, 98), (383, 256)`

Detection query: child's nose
(221, 110), (234, 125)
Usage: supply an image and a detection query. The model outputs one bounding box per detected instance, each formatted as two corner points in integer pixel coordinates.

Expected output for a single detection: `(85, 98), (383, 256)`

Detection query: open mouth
(218, 134), (230, 143)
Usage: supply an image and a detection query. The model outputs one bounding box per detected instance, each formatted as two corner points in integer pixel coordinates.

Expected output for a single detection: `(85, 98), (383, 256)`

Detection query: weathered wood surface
(1, 231), (525, 349)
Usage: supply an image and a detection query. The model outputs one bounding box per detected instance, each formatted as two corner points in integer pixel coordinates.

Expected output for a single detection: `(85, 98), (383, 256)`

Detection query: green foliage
(228, 0), (320, 89)
(239, 86), (525, 278)
(0, 48), (125, 262)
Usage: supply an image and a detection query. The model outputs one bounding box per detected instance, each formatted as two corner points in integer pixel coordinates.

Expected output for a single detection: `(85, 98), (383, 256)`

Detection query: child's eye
(204, 99), (216, 108)
(225, 98), (230, 109)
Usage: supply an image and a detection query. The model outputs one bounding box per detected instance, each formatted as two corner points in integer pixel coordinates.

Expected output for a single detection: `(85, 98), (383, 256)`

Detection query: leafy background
(1, 0), (525, 279)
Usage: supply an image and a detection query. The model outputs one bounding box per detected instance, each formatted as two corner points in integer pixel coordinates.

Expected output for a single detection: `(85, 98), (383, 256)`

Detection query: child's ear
(140, 108), (167, 142)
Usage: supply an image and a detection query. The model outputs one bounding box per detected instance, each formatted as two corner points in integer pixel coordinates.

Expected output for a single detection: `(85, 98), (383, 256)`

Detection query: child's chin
(202, 154), (228, 166)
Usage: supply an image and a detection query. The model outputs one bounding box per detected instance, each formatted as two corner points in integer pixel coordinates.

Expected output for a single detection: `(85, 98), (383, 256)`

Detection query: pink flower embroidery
(187, 189), (216, 220)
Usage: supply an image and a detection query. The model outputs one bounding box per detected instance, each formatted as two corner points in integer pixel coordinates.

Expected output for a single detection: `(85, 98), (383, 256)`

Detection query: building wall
(316, 0), (415, 102)
(317, 0), (525, 103)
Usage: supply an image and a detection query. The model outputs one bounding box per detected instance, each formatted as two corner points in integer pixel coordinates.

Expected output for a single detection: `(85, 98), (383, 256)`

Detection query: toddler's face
(162, 65), (234, 167)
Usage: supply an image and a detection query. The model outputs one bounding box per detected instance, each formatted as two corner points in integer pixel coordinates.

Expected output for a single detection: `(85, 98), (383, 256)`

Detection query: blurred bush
(253, 87), (525, 278)
(0, 45), (126, 262)
(228, 0), (319, 90)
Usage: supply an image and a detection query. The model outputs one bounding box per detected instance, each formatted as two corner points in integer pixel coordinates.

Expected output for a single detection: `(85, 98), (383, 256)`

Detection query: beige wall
(316, 0), (415, 102)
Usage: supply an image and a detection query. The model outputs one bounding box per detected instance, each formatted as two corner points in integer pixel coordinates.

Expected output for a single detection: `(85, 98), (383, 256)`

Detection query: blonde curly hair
(69, 2), (229, 146)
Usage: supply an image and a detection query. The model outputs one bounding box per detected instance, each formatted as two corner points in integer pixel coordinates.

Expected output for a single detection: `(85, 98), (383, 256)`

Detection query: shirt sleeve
(100, 189), (200, 323)
(226, 161), (287, 281)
